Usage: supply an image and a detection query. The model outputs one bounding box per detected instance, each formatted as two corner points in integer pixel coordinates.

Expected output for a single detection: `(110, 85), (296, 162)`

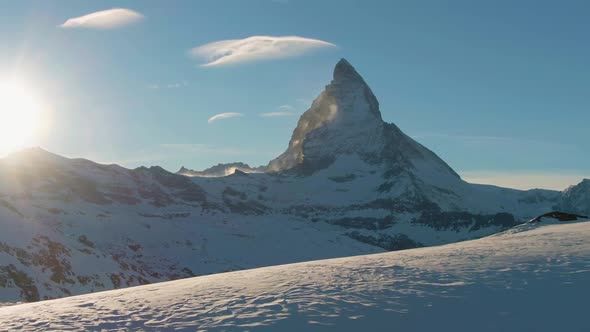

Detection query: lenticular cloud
(190, 36), (336, 66)
(208, 112), (243, 124)
(60, 8), (144, 29)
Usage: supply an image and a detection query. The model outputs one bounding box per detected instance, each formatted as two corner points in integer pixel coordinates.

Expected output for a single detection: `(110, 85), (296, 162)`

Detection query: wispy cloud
(148, 81), (188, 90)
(278, 105), (294, 111)
(60, 8), (144, 29)
(259, 112), (293, 117)
(260, 105), (295, 117)
(190, 36), (336, 66)
(208, 112), (243, 124)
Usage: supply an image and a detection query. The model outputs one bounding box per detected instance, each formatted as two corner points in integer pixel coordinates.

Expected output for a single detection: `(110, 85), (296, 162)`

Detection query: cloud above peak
(208, 112), (243, 124)
(190, 36), (336, 66)
(60, 8), (144, 29)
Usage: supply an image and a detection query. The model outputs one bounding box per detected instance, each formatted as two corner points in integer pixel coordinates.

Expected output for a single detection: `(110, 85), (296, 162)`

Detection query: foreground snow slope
(1, 221), (588, 331)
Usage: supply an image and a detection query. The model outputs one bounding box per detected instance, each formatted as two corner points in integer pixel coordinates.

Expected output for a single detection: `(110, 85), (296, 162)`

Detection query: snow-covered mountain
(1, 221), (588, 331)
(561, 179), (590, 216)
(178, 162), (264, 177)
(268, 59), (459, 181)
(0, 59), (588, 302)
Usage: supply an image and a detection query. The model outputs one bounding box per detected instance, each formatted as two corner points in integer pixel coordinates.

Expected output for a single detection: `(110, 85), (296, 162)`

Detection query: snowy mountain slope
(1, 221), (588, 331)
(0, 148), (383, 302)
(182, 59), (572, 248)
(178, 162), (264, 177)
(561, 179), (590, 216)
(0, 59), (588, 303)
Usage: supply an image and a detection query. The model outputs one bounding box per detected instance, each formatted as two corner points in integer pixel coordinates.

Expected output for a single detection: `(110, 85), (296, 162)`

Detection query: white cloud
(190, 36), (336, 66)
(148, 81), (188, 90)
(207, 112), (243, 124)
(278, 104), (294, 111)
(60, 8), (144, 29)
(259, 112), (293, 117)
(259, 105), (295, 117)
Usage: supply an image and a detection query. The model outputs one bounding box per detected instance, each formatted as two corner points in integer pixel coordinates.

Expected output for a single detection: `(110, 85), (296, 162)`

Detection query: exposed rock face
(529, 211), (588, 223)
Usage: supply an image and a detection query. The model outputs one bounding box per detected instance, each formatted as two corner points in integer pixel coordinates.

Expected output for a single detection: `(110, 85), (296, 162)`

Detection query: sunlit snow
(1, 221), (587, 331)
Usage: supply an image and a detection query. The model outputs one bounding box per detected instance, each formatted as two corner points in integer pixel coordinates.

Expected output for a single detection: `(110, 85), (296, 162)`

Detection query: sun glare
(0, 81), (43, 155)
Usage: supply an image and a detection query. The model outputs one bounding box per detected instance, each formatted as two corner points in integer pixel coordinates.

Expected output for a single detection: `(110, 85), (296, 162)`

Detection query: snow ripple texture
(0, 222), (588, 331)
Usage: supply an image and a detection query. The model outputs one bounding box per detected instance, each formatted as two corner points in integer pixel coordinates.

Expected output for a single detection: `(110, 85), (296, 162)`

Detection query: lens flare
(0, 81), (43, 155)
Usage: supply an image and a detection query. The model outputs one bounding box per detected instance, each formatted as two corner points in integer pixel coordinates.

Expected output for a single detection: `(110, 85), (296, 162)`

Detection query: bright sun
(0, 81), (43, 155)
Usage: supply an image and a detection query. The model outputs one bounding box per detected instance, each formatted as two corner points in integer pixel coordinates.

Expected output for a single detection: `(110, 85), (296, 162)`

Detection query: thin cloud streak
(149, 81), (188, 90)
(260, 104), (295, 117)
(278, 104), (294, 111)
(259, 112), (293, 117)
(190, 36), (336, 66)
(208, 112), (243, 124)
(60, 8), (144, 29)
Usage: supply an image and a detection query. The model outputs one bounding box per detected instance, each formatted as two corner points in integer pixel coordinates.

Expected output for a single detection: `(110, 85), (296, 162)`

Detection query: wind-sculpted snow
(1, 222), (588, 331)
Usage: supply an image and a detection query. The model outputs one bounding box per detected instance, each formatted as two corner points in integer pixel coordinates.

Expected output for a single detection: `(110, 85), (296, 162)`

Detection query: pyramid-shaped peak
(266, 58), (385, 173)
(333, 58), (364, 83)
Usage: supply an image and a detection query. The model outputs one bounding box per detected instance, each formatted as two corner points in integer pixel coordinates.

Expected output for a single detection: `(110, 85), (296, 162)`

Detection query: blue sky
(0, 0), (588, 189)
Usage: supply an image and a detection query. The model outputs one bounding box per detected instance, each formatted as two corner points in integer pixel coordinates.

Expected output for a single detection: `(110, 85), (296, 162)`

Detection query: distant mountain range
(0, 59), (587, 302)
(178, 162), (264, 177)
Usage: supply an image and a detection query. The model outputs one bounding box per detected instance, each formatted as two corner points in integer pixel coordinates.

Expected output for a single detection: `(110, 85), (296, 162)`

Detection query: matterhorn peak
(266, 58), (387, 173)
(333, 58), (365, 83)
(266, 58), (460, 182)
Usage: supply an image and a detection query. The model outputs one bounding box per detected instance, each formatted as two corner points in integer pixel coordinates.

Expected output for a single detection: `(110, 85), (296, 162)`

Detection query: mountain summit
(267, 58), (384, 172)
(267, 58), (459, 185)
(333, 58), (365, 82)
